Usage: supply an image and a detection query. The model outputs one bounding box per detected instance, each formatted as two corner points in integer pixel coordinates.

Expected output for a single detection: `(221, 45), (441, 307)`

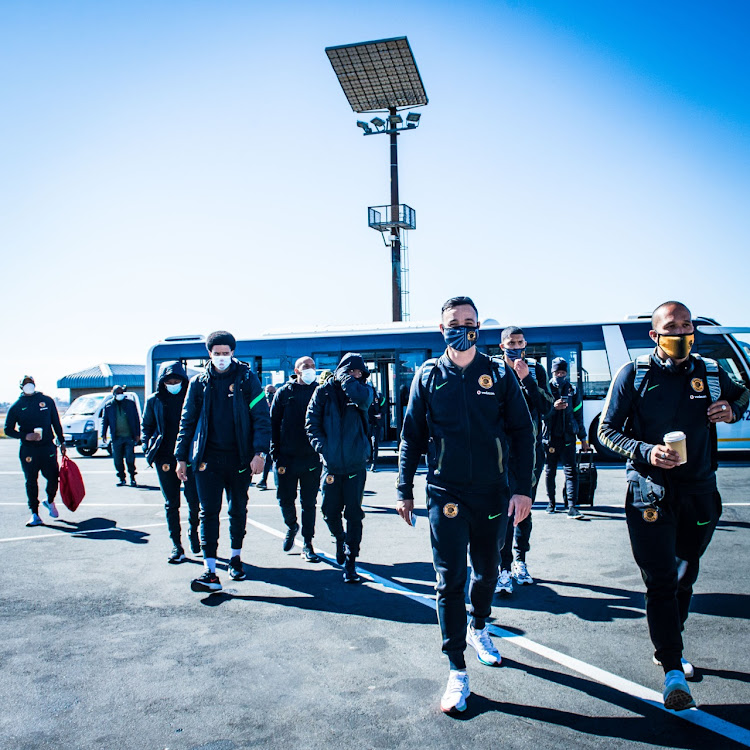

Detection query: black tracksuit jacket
(141, 361), (190, 465)
(270, 379), (319, 468)
(5, 392), (64, 448)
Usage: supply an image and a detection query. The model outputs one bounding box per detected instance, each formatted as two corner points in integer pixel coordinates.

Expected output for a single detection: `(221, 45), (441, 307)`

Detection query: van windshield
(65, 396), (105, 416)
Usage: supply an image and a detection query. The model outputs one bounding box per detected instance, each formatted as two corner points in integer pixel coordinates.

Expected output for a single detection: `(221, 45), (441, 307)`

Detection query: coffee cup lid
(664, 431), (686, 442)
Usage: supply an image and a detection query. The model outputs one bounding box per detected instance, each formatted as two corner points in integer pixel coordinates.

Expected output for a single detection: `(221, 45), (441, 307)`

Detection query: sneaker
(191, 570), (222, 592)
(130, 477), (138, 487)
(495, 568), (513, 595)
(512, 560), (533, 585)
(42, 500), (59, 519)
(302, 542), (321, 563)
(26, 513), (43, 527)
(167, 547), (186, 564)
(663, 669), (696, 711)
(440, 670), (470, 714)
(343, 557), (363, 584)
(228, 556), (247, 581)
(546, 503), (555, 514)
(466, 624), (501, 666)
(653, 656), (695, 680)
(335, 537), (348, 565)
(568, 506), (584, 519)
(256, 480), (267, 490)
(189, 528), (201, 555)
(283, 523), (299, 552)
(116, 478), (127, 487)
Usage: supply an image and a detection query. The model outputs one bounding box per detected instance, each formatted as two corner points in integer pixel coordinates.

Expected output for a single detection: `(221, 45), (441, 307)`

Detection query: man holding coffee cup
(598, 300), (748, 711)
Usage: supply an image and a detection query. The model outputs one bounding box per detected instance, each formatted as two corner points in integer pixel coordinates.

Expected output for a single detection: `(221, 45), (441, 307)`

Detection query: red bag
(59, 454), (86, 511)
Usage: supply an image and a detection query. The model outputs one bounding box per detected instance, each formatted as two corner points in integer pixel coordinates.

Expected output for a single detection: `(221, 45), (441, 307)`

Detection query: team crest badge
(691, 378), (704, 393)
(548, 446), (556, 455)
(467, 330), (477, 342)
(25, 456), (32, 463)
(278, 466), (286, 475)
(642, 508), (659, 523)
(162, 463), (171, 472)
(443, 503), (459, 518)
(478, 374), (493, 389)
(325, 475), (335, 485)
(199, 462), (207, 471)
(229, 384), (234, 393)
(39, 402), (45, 407)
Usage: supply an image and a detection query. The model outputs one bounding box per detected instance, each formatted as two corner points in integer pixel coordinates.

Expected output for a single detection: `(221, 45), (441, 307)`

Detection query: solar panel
(325, 36), (428, 113)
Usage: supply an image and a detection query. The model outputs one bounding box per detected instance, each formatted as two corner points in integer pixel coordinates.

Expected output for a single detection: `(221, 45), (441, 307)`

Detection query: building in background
(58, 364), (145, 406)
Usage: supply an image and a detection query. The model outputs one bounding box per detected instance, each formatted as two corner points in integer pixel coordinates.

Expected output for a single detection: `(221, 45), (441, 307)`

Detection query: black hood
(335, 352), (369, 381)
(157, 361), (189, 393)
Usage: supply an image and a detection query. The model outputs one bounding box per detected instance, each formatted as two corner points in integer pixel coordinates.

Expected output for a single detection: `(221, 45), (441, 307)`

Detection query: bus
(146, 316), (750, 455)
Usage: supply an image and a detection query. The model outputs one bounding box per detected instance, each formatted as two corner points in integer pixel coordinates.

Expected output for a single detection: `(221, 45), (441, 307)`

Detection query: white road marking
(0, 522), (167, 543)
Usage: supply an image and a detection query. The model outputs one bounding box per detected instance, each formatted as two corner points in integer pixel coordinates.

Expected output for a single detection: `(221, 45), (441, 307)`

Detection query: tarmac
(0, 440), (748, 750)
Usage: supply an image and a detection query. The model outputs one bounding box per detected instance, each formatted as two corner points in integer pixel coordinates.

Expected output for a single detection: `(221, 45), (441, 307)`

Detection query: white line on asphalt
(723, 503), (750, 506)
(246, 517), (750, 748)
(0, 522), (167, 543)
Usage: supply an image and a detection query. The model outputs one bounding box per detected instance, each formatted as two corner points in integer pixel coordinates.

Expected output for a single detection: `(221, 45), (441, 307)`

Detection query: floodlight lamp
(406, 123), (416, 129)
(388, 114), (403, 125)
(406, 112), (421, 123)
(357, 121), (373, 134)
(371, 117), (385, 128)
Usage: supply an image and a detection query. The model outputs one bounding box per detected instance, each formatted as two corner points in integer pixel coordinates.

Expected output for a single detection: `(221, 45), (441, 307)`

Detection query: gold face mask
(657, 333), (694, 360)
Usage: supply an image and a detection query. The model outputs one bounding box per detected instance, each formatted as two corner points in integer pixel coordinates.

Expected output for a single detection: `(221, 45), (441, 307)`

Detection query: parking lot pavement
(1, 441), (748, 750)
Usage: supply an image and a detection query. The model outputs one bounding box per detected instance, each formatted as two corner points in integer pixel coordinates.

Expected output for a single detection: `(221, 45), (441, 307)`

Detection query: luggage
(562, 451), (598, 506)
(59, 454), (86, 511)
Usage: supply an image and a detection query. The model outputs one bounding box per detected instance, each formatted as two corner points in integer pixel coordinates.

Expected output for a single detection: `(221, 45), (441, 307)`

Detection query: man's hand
(508, 494), (532, 526)
(397, 498), (414, 526)
(513, 359), (530, 380)
(553, 399), (568, 411)
(649, 444), (680, 469)
(60, 444), (67, 455)
(25, 432), (42, 441)
(581, 440), (592, 452)
(250, 455), (265, 475)
(708, 400), (734, 424)
(176, 461), (188, 481)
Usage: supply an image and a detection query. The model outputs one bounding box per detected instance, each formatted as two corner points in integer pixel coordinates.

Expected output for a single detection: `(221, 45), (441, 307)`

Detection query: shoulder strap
(489, 356), (507, 382)
(420, 358), (439, 392)
(633, 354), (651, 395)
(695, 355), (721, 403)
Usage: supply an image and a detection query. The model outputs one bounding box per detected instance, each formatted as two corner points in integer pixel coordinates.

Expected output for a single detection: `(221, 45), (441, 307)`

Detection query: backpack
(632, 354), (721, 402)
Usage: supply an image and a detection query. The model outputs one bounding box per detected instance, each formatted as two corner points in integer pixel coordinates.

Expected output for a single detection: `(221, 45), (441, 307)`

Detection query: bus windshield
(65, 395), (105, 416)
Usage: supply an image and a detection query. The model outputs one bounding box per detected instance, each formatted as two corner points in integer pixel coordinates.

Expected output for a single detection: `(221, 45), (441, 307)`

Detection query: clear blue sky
(1, 0), (749, 403)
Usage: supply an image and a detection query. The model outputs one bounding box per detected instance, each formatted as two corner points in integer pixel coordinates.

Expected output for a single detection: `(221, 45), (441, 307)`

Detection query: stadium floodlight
(388, 114), (403, 126)
(370, 117), (386, 128)
(357, 120), (373, 134)
(325, 36), (429, 113)
(406, 112), (421, 123)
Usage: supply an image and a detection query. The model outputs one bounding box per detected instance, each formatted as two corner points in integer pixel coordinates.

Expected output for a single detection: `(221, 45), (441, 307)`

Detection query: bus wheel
(588, 415), (622, 463)
(77, 446), (97, 457)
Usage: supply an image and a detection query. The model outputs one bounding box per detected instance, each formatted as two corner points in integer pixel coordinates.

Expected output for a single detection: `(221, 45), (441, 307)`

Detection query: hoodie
(141, 361), (189, 465)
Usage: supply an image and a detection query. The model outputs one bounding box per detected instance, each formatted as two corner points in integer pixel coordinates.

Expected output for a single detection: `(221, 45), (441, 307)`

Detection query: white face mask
(300, 368), (317, 385)
(22, 383), (35, 395)
(115, 394), (125, 401)
(165, 382), (183, 395)
(211, 355), (232, 371)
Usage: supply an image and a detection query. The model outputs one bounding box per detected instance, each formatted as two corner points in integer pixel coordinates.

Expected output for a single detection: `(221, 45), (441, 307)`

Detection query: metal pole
(389, 107), (402, 322)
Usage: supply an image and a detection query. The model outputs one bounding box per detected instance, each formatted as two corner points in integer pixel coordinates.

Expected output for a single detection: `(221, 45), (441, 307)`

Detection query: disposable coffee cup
(33, 428), (43, 437)
(664, 431), (687, 465)
(410, 511), (417, 528)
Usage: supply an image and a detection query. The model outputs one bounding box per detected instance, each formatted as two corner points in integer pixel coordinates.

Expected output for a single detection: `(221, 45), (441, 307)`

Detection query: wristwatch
(255, 452), (267, 460)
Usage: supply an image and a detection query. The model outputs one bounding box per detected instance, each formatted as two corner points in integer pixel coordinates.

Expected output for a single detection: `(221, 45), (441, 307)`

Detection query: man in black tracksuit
(367, 385), (385, 472)
(101, 385), (141, 487)
(4, 375), (67, 526)
(270, 355), (322, 562)
(543, 357), (591, 518)
(306, 352), (373, 583)
(496, 326), (554, 594)
(142, 361), (200, 564)
(175, 331), (271, 593)
(599, 301), (748, 711)
(397, 297), (534, 715)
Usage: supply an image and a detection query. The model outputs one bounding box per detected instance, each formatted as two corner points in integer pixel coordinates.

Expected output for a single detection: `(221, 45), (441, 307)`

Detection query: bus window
(312, 354), (341, 376)
(581, 343), (611, 399)
(525, 344), (547, 374)
(549, 343), (580, 386)
(694, 334), (750, 388)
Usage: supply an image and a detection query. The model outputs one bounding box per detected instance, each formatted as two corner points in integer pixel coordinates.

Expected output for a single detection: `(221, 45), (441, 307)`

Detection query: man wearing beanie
(102, 385), (141, 487)
(176, 330), (271, 593)
(5, 376), (67, 527)
(306, 352), (373, 583)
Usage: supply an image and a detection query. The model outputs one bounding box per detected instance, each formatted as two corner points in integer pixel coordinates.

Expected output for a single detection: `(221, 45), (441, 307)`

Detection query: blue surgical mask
(115, 394), (125, 401)
(505, 348), (525, 362)
(554, 375), (568, 387)
(165, 382), (183, 395)
(443, 326), (478, 351)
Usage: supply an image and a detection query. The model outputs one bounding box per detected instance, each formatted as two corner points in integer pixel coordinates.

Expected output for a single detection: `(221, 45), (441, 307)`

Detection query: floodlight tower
(326, 37), (428, 322)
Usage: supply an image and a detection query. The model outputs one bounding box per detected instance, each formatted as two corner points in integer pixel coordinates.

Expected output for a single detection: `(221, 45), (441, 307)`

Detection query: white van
(61, 392), (142, 457)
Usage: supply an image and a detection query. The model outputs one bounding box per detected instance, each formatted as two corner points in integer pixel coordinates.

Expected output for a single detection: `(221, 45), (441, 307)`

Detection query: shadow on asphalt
(195, 559), (436, 625)
(452, 658), (748, 748)
(40, 517), (150, 544)
(690, 592), (750, 619)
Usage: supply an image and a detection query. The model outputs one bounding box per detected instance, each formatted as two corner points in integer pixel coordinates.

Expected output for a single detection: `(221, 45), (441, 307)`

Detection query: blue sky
(1, 0), (749, 402)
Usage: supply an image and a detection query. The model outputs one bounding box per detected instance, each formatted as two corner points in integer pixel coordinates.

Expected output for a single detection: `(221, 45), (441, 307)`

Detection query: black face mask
(554, 375), (568, 387)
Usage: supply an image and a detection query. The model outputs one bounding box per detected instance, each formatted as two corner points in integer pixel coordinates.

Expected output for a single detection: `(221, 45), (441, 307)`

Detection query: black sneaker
(130, 477), (138, 487)
(116, 478), (127, 487)
(228, 556), (246, 581)
(343, 557), (363, 584)
(256, 480), (267, 490)
(191, 570), (222, 592)
(189, 528), (201, 555)
(283, 523), (299, 552)
(546, 504), (555, 514)
(335, 537), (348, 566)
(568, 506), (584, 520)
(167, 546), (186, 564)
(302, 542), (321, 563)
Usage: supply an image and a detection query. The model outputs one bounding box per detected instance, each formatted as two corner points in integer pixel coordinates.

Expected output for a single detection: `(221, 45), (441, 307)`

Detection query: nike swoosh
(309, 467), (317, 472)
(697, 520), (711, 526)
(436, 383), (447, 390)
(348, 474), (357, 479)
(21, 407), (27, 411)
(647, 384), (660, 391)
(488, 513), (502, 520)
(239, 468), (248, 473)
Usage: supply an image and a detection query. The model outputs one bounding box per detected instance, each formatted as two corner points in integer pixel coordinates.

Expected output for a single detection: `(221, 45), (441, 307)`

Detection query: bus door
(363, 353), (396, 442)
(548, 343), (582, 392)
(393, 350), (431, 439)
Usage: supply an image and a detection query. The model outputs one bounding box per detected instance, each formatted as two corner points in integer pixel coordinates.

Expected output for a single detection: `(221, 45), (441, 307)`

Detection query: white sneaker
(42, 500), (59, 519)
(466, 624), (501, 666)
(512, 560), (533, 585)
(440, 670), (470, 713)
(653, 655), (695, 679)
(26, 514), (43, 527)
(495, 568), (513, 595)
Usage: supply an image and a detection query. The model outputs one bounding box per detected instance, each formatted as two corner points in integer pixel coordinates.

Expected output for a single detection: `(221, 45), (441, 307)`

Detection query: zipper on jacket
(436, 437), (445, 474)
(495, 437), (504, 475)
(461, 370), (473, 482)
